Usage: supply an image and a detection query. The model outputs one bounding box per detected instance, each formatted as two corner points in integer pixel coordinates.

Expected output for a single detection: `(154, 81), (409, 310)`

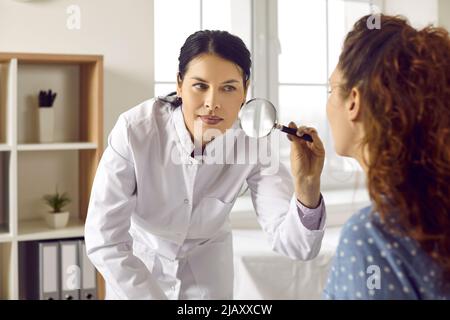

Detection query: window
(154, 0), (252, 98)
(271, 0), (376, 189)
(154, 0), (379, 190)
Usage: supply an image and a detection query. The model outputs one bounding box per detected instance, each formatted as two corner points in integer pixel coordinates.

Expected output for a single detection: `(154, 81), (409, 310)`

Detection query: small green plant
(42, 187), (71, 213)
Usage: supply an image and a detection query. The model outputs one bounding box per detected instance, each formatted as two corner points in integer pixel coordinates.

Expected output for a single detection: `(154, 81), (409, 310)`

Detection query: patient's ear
(346, 87), (362, 122)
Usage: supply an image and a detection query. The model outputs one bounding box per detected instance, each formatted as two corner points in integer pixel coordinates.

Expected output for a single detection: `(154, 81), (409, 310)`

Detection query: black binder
(19, 241), (60, 300)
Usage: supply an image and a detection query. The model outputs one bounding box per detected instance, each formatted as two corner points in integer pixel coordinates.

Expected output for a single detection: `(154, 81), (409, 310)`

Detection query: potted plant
(38, 89), (57, 143)
(42, 187), (71, 229)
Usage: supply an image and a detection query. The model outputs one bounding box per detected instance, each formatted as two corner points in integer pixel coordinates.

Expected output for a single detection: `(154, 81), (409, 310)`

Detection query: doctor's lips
(198, 115), (224, 125)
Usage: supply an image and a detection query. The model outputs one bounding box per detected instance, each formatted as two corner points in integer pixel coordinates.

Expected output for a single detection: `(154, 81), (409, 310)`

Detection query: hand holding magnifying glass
(238, 98), (313, 141)
(238, 98), (325, 208)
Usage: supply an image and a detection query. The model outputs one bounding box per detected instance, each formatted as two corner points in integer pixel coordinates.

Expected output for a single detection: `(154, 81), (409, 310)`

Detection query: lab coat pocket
(132, 239), (156, 273)
(188, 197), (234, 238)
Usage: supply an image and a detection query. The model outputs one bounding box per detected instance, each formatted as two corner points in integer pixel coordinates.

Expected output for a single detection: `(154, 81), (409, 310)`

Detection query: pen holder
(38, 106), (54, 143)
(38, 89), (57, 143)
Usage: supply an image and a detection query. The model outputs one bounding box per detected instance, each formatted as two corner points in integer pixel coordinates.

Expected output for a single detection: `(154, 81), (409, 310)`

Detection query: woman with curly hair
(323, 14), (450, 299)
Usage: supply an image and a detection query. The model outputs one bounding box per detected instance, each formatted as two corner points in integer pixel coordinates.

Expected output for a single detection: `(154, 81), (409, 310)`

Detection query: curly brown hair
(338, 14), (450, 285)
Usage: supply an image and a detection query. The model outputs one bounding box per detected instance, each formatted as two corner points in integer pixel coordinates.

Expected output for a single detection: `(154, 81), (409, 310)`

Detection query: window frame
(153, 0), (254, 98)
(153, 0), (384, 191)
(252, 0), (384, 190)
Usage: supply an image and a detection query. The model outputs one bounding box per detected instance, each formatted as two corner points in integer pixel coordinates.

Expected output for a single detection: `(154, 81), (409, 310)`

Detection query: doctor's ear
(176, 73), (183, 96)
(244, 80), (250, 95)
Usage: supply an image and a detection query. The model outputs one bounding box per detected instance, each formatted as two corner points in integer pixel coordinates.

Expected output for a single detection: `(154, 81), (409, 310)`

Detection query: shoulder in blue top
(323, 205), (450, 300)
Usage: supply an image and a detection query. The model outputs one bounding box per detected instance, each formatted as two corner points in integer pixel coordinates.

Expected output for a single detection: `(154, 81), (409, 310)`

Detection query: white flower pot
(39, 107), (54, 143)
(44, 211), (70, 229)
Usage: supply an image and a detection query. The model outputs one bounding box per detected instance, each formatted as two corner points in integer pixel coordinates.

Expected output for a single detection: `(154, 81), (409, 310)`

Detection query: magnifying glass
(238, 98), (313, 142)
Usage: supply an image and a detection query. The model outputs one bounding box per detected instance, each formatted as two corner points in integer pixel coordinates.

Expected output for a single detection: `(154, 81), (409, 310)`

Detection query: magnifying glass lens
(239, 98), (313, 142)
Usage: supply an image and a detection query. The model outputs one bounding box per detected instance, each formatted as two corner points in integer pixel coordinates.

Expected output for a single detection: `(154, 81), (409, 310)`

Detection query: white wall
(0, 0), (154, 146)
(383, 0), (438, 28)
(438, 0), (450, 30)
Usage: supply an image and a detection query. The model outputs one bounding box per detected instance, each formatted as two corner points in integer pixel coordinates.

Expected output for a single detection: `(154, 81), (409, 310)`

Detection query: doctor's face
(177, 53), (249, 145)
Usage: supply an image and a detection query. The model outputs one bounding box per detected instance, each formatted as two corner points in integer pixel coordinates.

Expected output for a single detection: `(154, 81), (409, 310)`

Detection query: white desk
(229, 188), (369, 299)
(232, 227), (342, 300)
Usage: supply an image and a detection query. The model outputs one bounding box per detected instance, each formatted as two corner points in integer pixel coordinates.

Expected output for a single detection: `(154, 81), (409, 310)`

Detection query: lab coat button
(184, 199), (189, 205)
(171, 286), (175, 291)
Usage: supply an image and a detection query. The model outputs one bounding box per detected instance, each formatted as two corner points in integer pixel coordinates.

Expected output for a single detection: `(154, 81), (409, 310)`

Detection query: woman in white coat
(85, 30), (327, 300)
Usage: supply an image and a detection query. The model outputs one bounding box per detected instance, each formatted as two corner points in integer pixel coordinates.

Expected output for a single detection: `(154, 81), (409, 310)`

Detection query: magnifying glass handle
(278, 124), (313, 142)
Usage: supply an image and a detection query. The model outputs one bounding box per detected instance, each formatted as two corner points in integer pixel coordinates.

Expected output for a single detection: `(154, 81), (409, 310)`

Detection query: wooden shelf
(0, 52), (103, 299)
(0, 52), (102, 64)
(17, 217), (84, 242)
(17, 142), (97, 151)
(0, 144), (10, 151)
(0, 242), (14, 299)
(0, 231), (12, 243)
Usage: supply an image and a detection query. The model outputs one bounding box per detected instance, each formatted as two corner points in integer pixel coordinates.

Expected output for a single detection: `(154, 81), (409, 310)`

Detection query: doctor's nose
(205, 93), (221, 111)
(205, 103), (220, 112)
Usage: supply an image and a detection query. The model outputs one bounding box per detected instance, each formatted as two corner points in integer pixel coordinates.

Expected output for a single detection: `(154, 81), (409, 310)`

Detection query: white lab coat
(84, 98), (326, 300)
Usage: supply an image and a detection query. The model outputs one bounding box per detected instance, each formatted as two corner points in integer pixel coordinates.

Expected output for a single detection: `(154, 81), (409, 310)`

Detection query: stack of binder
(19, 238), (98, 300)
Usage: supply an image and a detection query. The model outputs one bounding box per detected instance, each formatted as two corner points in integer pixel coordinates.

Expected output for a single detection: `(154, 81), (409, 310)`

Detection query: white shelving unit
(17, 217), (85, 242)
(17, 142), (97, 151)
(0, 145), (10, 151)
(0, 53), (103, 300)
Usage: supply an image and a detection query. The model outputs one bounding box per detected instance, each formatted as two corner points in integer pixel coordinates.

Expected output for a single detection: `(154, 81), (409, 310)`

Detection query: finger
(304, 127), (320, 142)
(296, 126), (308, 138)
(297, 126), (316, 145)
(286, 122), (298, 142)
(297, 126), (317, 139)
(304, 128), (325, 152)
(294, 126), (323, 153)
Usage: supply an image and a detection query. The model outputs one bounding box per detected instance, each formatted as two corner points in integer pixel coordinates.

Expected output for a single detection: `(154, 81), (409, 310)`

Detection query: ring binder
(59, 240), (80, 300)
(79, 240), (98, 300)
(19, 238), (97, 300)
(20, 241), (61, 300)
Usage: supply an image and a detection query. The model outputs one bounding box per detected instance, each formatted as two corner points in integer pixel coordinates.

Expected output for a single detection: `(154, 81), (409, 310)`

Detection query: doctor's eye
(193, 83), (209, 90)
(222, 85), (237, 92)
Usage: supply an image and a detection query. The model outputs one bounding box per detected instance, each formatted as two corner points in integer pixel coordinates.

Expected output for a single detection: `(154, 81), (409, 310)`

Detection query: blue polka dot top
(323, 205), (450, 300)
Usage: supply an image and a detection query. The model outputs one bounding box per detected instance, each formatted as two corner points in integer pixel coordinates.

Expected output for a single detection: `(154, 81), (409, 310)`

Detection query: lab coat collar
(172, 106), (241, 164)
(172, 105), (196, 157)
